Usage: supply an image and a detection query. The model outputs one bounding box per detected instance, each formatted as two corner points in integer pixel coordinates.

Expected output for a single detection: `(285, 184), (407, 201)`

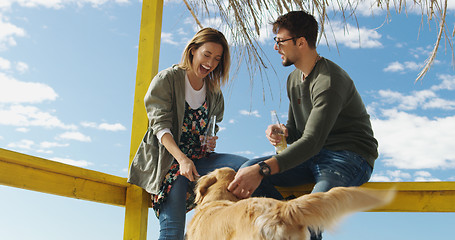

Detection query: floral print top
(151, 100), (209, 218)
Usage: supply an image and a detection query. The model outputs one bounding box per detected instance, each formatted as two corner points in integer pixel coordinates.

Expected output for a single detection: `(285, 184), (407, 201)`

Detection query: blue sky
(1, 0), (454, 239)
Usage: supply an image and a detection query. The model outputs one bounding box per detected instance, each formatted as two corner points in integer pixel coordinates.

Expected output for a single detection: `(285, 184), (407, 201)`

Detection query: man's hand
(266, 124), (288, 146)
(227, 164), (263, 199)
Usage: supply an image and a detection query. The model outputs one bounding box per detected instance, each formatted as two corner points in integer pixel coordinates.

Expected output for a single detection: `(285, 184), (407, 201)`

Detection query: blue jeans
(158, 152), (248, 240)
(240, 148), (373, 240)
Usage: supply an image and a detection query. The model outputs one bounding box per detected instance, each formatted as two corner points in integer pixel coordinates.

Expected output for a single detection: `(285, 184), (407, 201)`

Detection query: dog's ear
(194, 174), (218, 204)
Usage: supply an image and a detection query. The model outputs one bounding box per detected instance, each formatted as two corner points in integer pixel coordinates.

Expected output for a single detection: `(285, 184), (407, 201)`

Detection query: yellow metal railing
(2, 147), (455, 234)
(0, 148), (128, 206)
(2, 1), (455, 240)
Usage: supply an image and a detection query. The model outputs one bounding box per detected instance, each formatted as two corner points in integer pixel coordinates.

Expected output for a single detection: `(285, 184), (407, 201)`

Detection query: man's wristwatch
(258, 161), (271, 177)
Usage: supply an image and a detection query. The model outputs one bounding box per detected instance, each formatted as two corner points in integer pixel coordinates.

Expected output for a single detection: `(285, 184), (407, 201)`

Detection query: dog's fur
(187, 167), (395, 240)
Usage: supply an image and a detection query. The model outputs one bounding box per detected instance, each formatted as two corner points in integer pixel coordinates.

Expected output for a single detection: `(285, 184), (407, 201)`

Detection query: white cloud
(57, 131), (91, 142)
(377, 81), (455, 111)
(323, 21), (382, 49)
(377, 89), (437, 110)
(422, 98), (455, 110)
(369, 174), (393, 182)
(431, 74), (455, 91)
(7, 139), (34, 150)
(372, 110), (455, 169)
(371, 74), (455, 170)
(370, 170), (442, 182)
(15, 61), (28, 73)
(239, 109), (261, 117)
(0, 0), (131, 10)
(39, 141), (69, 148)
(36, 149), (53, 154)
(8, 0), (64, 9)
(338, 0), (455, 17)
(371, 170), (412, 182)
(0, 104), (77, 129)
(161, 32), (179, 45)
(414, 171), (440, 181)
(80, 121), (97, 128)
(383, 61), (422, 73)
(410, 46), (433, 59)
(98, 122), (126, 131)
(81, 121), (126, 131)
(5, 139), (69, 153)
(15, 127), (29, 132)
(0, 57), (11, 69)
(0, 15), (26, 50)
(383, 61), (404, 72)
(51, 157), (93, 168)
(234, 150), (254, 155)
(0, 73), (58, 103)
(176, 28), (186, 36)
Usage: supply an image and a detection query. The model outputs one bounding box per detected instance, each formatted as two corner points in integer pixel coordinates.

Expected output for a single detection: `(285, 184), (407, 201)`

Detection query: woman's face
(190, 42), (223, 80)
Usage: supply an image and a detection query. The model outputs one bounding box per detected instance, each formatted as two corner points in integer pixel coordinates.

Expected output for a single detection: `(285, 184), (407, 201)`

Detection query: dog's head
(195, 167), (240, 205)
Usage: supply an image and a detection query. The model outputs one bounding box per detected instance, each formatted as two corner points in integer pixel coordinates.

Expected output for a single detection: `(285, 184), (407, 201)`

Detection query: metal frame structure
(1, 1), (454, 239)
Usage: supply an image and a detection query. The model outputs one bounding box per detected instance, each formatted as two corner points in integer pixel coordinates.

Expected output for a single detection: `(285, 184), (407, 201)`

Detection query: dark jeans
(240, 148), (373, 240)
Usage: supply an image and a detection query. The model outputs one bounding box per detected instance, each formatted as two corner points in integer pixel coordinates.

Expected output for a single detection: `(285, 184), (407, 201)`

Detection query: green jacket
(275, 58), (378, 172)
(128, 65), (224, 194)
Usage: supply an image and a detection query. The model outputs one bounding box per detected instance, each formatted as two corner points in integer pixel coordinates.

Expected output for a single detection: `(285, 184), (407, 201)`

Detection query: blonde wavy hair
(179, 28), (230, 92)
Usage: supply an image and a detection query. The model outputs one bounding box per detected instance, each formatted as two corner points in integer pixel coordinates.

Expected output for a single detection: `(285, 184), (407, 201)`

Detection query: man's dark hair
(272, 11), (318, 49)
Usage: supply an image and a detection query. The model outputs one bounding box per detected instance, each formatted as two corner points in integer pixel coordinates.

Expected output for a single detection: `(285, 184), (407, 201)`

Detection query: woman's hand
(178, 157), (200, 182)
(160, 132), (200, 181)
(200, 135), (219, 152)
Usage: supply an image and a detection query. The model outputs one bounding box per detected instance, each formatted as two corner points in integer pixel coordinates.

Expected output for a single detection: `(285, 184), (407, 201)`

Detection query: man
(227, 11), (378, 240)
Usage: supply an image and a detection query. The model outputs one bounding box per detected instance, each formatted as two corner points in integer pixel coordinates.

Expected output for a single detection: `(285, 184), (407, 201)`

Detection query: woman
(128, 28), (247, 240)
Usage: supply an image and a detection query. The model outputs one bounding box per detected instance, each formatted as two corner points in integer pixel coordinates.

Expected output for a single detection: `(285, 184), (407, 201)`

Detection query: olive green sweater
(275, 58), (378, 172)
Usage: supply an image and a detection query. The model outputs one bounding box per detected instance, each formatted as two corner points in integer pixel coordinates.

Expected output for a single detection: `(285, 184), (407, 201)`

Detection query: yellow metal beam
(124, 0), (164, 239)
(0, 148), (128, 207)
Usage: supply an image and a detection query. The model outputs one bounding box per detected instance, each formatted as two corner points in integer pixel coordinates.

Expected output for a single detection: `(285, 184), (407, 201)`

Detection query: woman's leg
(158, 175), (189, 240)
(194, 152), (248, 175)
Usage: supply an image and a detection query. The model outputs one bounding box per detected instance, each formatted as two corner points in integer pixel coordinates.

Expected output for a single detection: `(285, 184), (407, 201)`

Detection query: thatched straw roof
(183, 0), (453, 82)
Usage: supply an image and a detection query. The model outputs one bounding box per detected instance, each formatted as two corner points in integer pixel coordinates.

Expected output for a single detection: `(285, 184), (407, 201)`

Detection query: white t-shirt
(156, 73), (206, 143)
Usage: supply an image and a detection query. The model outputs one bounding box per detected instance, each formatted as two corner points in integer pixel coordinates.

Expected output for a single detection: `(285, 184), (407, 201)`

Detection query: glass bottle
(201, 115), (216, 156)
(271, 110), (287, 153)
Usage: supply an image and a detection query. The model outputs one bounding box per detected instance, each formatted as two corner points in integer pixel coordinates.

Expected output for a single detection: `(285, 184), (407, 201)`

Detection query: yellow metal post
(129, 0), (164, 162)
(124, 0), (164, 239)
(124, 185), (151, 240)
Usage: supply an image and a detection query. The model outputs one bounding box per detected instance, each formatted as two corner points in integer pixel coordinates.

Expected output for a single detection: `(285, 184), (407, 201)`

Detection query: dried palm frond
(183, 0), (453, 83)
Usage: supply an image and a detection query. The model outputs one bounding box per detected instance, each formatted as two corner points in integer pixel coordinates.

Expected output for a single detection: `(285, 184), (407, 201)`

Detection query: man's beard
(282, 57), (294, 67)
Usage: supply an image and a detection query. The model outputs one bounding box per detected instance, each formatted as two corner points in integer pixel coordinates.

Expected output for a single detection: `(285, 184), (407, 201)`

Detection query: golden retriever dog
(187, 167), (395, 240)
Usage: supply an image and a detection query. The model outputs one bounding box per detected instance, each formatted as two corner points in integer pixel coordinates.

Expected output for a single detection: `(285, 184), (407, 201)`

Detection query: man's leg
(308, 149), (373, 240)
(312, 149), (373, 193)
